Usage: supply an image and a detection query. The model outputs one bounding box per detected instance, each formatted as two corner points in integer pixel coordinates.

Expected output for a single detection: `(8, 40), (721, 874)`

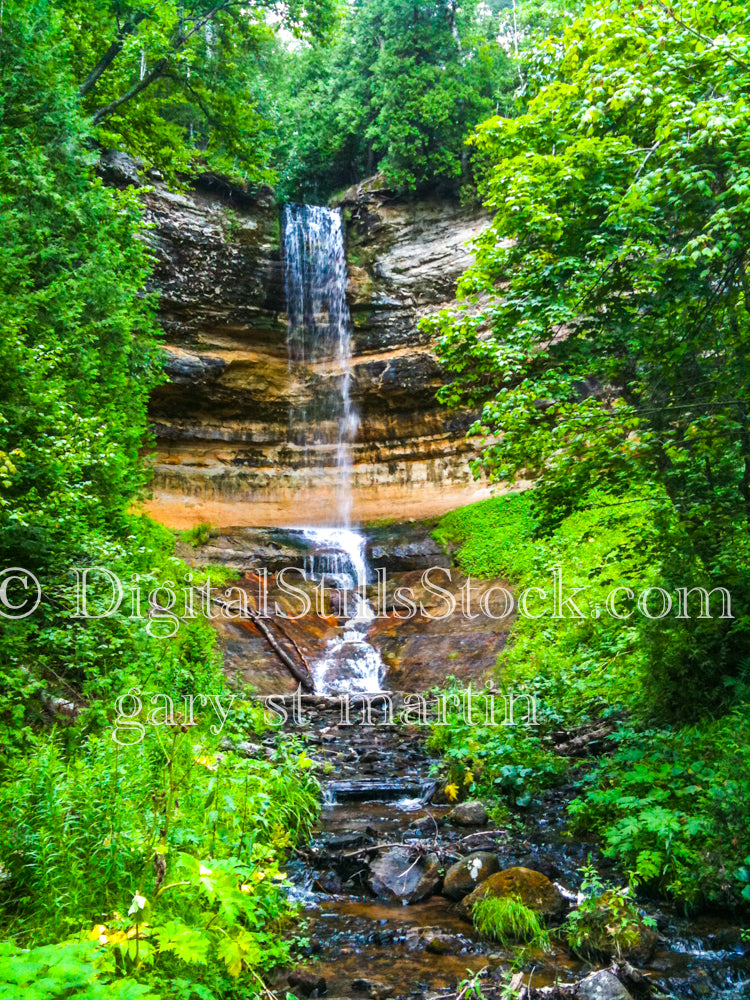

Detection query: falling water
(282, 205), (384, 694)
(282, 204), (358, 528)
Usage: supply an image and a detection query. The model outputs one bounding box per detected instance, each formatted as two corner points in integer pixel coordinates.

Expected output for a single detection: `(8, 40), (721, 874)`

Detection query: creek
(234, 204), (750, 1000)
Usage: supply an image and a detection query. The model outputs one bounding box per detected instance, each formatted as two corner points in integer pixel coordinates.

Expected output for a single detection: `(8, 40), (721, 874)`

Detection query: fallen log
(200, 589), (314, 692)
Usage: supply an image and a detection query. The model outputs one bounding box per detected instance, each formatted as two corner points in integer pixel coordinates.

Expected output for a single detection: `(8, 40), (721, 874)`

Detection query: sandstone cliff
(142, 175), (491, 528)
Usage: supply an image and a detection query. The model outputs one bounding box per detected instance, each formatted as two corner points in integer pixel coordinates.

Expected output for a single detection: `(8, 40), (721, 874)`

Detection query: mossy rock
(458, 866), (565, 923)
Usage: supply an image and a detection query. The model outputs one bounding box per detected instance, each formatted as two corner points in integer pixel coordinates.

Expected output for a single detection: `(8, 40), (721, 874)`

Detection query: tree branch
(653, 0), (750, 72)
(91, 58), (169, 124)
(88, 0), (242, 125)
(79, 11), (150, 98)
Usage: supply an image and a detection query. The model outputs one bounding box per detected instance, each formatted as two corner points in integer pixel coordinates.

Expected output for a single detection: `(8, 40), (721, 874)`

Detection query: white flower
(128, 893), (147, 916)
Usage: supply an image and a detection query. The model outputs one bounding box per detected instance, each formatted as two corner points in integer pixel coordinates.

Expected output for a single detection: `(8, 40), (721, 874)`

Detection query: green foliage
(472, 896), (551, 950)
(427, 676), (566, 808)
(0, 1), (162, 567)
(430, 0), (750, 716)
(434, 491), (653, 719)
(433, 494), (750, 908)
(180, 522), (214, 548)
(0, 728), (318, 937)
(432, 493), (536, 581)
(269, 0), (517, 198)
(0, 10), (325, 997)
(563, 865), (655, 961)
(65, 0), (335, 183)
(0, 941), (159, 1000)
(0, 940), (159, 1000)
(0, 726), (319, 992)
(569, 714), (750, 906)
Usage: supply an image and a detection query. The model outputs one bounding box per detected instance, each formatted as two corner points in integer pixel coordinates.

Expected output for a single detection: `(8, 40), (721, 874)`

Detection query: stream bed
(270, 698), (750, 1000)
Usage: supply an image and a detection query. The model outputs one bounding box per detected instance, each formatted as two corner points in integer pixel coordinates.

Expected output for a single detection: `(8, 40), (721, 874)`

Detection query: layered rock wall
(143, 177), (490, 528)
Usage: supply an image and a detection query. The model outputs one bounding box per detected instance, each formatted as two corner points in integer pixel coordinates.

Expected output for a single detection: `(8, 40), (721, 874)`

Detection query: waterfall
(282, 204), (358, 528)
(282, 205), (384, 694)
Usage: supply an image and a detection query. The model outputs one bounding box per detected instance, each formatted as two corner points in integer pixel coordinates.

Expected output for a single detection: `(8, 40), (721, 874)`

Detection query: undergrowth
(431, 492), (750, 910)
(472, 897), (550, 950)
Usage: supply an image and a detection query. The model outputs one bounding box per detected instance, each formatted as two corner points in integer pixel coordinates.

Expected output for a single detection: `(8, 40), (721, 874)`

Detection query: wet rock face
(141, 177), (492, 528)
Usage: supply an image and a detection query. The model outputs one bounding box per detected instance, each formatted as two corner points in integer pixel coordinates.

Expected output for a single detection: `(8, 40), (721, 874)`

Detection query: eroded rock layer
(143, 176), (490, 527)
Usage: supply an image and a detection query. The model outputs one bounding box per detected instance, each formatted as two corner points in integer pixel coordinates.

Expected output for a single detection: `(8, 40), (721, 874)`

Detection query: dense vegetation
(427, 0), (750, 918)
(2, 0), (749, 994)
(0, 2), (325, 997)
(266, 0), (574, 198)
(432, 494), (750, 909)
(430, 0), (750, 719)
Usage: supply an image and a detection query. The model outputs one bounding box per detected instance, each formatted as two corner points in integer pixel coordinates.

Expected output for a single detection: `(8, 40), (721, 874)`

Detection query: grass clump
(472, 897), (550, 950)
(180, 521), (214, 547)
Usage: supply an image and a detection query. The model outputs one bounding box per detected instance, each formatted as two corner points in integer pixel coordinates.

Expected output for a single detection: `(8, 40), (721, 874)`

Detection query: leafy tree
(60, 0), (336, 181)
(271, 0), (516, 198)
(0, 0), (162, 575)
(430, 0), (750, 715)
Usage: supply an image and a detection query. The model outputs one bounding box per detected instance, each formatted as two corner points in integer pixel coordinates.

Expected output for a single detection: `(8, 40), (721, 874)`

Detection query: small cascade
(300, 525), (384, 695)
(282, 206), (384, 694)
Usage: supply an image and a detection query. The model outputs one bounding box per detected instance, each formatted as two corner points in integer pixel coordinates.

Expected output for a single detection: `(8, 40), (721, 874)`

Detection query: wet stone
(368, 847), (423, 900)
(288, 969), (328, 997)
(351, 979), (395, 999)
(422, 930), (469, 955)
(443, 851), (500, 901)
(408, 815), (443, 836)
(407, 851), (442, 903)
(447, 801), (489, 826)
(458, 866), (566, 922)
(576, 970), (634, 1000)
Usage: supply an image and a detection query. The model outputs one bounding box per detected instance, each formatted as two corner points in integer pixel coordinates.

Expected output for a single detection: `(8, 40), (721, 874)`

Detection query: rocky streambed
(247, 698), (750, 1000)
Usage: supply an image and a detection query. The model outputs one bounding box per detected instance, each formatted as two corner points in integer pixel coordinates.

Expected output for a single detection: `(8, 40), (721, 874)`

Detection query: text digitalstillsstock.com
(110, 683), (539, 745)
(0, 565), (734, 634)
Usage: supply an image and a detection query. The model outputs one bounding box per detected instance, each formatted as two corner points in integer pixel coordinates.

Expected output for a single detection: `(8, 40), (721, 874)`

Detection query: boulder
(446, 801), (489, 826)
(288, 969), (327, 996)
(443, 852), (500, 900)
(458, 866), (566, 922)
(576, 970), (633, 1000)
(567, 891), (658, 964)
(368, 847), (426, 901)
(408, 852), (442, 903)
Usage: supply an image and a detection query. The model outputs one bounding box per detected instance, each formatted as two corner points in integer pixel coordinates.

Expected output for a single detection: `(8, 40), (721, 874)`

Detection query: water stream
(275, 205), (750, 999)
(282, 204), (385, 695)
